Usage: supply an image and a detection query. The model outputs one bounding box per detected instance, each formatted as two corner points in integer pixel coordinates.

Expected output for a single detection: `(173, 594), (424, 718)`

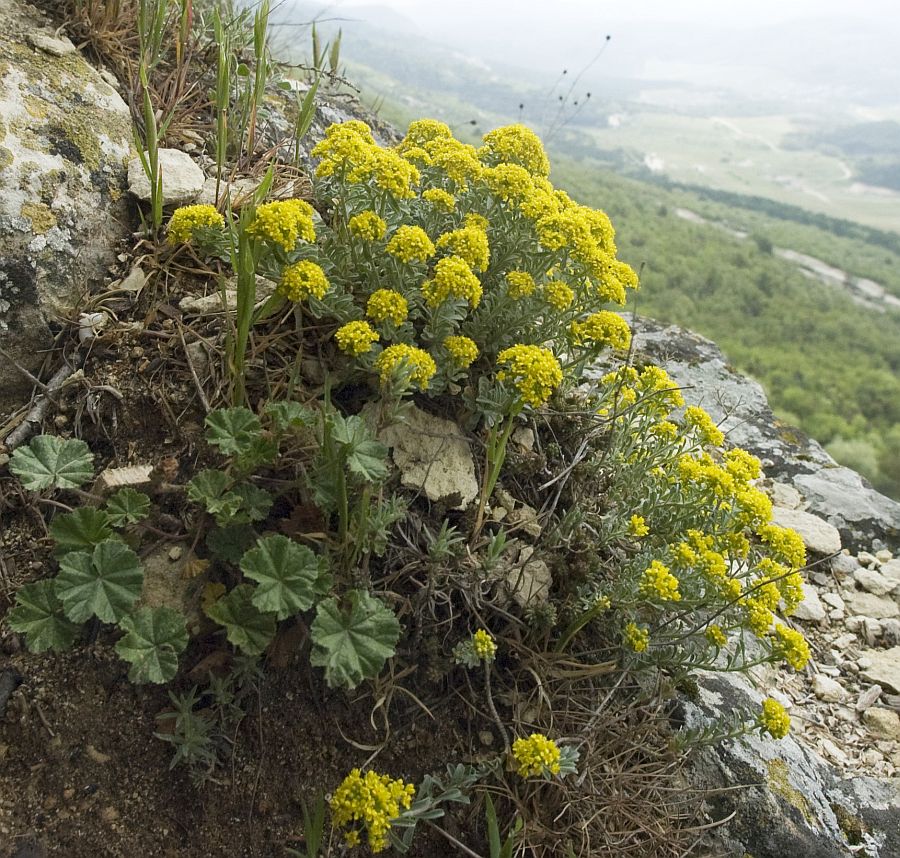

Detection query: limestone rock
(863, 708), (900, 741)
(505, 557), (551, 607)
(768, 481), (802, 510)
(854, 566), (897, 596)
(0, 0), (131, 411)
(861, 647), (900, 693)
(830, 553), (860, 580)
(847, 591), (899, 620)
(792, 584), (826, 622)
(139, 544), (205, 634)
(195, 175), (259, 207)
(127, 148), (204, 205)
(812, 674), (848, 703)
(771, 507), (842, 556)
(881, 559), (900, 584)
(380, 406), (478, 510)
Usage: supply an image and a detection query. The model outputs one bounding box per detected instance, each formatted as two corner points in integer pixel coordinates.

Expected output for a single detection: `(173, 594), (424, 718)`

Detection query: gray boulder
(0, 0), (131, 412)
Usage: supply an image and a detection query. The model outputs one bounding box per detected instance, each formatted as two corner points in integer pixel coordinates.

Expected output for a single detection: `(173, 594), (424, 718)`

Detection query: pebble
(863, 708), (900, 741)
(857, 551), (878, 568)
(168, 546), (184, 562)
(830, 553), (860, 579)
(853, 567), (897, 596)
(862, 617), (883, 647)
(875, 549), (894, 564)
(856, 684), (883, 712)
(822, 593), (845, 611)
(813, 674), (847, 703)
(793, 584), (826, 622)
(846, 591), (899, 619)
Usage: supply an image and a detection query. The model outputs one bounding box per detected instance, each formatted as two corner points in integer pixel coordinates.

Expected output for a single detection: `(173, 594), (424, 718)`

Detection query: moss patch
(0, 146), (12, 172)
(20, 201), (56, 234)
(766, 758), (813, 823)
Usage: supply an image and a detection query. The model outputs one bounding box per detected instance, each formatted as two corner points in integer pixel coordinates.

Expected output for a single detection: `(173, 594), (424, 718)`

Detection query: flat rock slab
(861, 647), (900, 693)
(127, 148), (205, 205)
(771, 507), (842, 556)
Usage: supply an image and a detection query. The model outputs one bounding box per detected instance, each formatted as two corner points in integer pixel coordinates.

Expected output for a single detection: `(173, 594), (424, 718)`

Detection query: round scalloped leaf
(105, 488), (151, 527)
(6, 580), (80, 653)
(205, 583), (276, 655)
(49, 508), (114, 556)
(10, 435), (94, 491)
(240, 534), (329, 620)
(204, 407), (263, 456)
(55, 540), (143, 624)
(115, 606), (188, 684)
(309, 590), (401, 689)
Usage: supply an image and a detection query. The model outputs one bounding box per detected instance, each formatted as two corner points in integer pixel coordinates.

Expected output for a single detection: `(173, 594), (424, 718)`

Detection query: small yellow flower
(444, 335), (479, 368)
(366, 289), (409, 326)
(569, 311), (632, 351)
(705, 625), (727, 647)
(479, 124), (550, 177)
(757, 524), (807, 570)
(683, 405), (724, 447)
(628, 515), (649, 538)
(472, 629), (497, 661)
(505, 270), (536, 299)
(435, 226), (489, 272)
(423, 256), (483, 308)
(348, 211), (387, 241)
(374, 344), (437, 391)
(483, 163), (534, 203)
(624, 621), (649, 653)
(335, 320), (379, 356)
(759, 697), (790, 739)
(511, 734), (561, 778)
(773, 623), (810, 671)
(247, 199), (315, 252)
(386, 225), (435, 263)
(330, 769), (415, 853)
(422, 188), (456, 211)
(279, 260), (329, 301)
(497, 344), (563, 408)
(542, 280), (574, 311)
(640, 560), (681, 602)
(167, 204), (224, 244)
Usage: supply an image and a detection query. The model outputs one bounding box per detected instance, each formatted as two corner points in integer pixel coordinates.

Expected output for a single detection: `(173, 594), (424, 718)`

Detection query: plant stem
(483, 660), (509, 753)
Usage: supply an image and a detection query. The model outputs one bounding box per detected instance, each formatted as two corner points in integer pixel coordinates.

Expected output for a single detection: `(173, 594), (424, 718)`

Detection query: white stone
(857, 551), (878, 568)
(94, 464), (154, 493)
(847, 591), (899, 620)
(853, 567), (897, 596)
(812, 674), (848, 703)
(863, 708), (900, 741)
(821, 593), (845, 611)
(511, 426), (535, 451)
(875, 549), (894, 564)
(127, 148), (205, 205)
(771, 507), (841, 556)
(856, 684), (882, 712)
(860, 647), (900, 693)
(880, 559), (900, 584)
(380, 406), (479, 510)
(792, 584), (826, 622)
(28, 31), (76, 56)
(768, 481), (802, 509)
(506, 558), (552, 607)
(195, 176), (259, 207)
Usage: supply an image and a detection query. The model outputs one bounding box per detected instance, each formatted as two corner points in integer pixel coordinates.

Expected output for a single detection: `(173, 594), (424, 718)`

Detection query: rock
(812, 674), (848, 703)
(858, 550), (879, 568)
(511, 426), (535, 451)
(876, 549), (894, 564)
(856, 684), (883, 712)
(139, 544), (205, 633)
(505, 557), (551, 607)
(881, 559), (900, 584)
(830, 553), (860, 580)
(882, 619), (900, 646)
(505, 502), (542, 539)
(768, 481), (803, 509)
(861, 648), (900, 693)
(179, 276), (276, 315)
(863, 708), (900, 741)
(771, 507), (842, 556)
(846, 591), (899, 620)
(195, 175), (259, 207)
(94, 464), (153, 493)
(854, 566), (897, 596)
(77, 311), (108, 343)
(821, 593), (845, 612)
(127, 148), (205, 205)
(792, 584), (826, 622)
(862, 617), (883, 647)
(380, 405), (479, 510)
(0, 0), (131, 411)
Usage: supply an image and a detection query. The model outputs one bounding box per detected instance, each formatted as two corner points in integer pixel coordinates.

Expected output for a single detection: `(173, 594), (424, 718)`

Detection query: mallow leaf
(55, 540), (143, 624)
(10, 435), (94, 491)
(330, 414), (389, 482)
(187, 470), (243, 523)
(115, 606), (188, 684)
(6, 580), (80, 653)
(204, 407), (262, 456)
(50, 508), (114, 556)
(105, 488), (151, 527)
(206, 524), (258, 565)
(240, 534), (330, 620)
(205, 584), (276, 655)
(309, 590), (401, 689)
(265, 400), (314, 431)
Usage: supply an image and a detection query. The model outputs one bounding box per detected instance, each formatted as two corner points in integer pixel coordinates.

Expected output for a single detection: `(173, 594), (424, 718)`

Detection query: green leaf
(309, 591), (401, 689)
(206, 524), (257, 565)
(240, 535), (330, 620)
(231, 483), (273, 523)
(205, 584), (276, 655)
(187, 470), (243, 523)
(55, 540), (143, 624)
(265, 401), (315, 431)
(330, 414), (388, 482)
(50, 508), (114, 556)
(10, 435), (94, 491)
(205, 407), (263, 456)
(105, 488), (151, 527)
(115, 606), (188, 684)
(6, 580), (79, 653)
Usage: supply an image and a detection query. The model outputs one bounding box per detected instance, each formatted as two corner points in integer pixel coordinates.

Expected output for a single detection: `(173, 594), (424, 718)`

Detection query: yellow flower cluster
(569, 311), (632, 351)
(422, 188), (456, 211)
(279, 260), (329, 302)
(444, 335), (479, 368)
(628, 514), (649, 537)
(335, 320), (379, 356)
(624, 621), (649, 652)
(435, 225), (490, 272)
(386, 225), (435, 264)
(483, 163), (535, 203)
(330, 768), (416, 853)
(757, 524), (807, 570)
(683, 406), (725, 447)
(705, 624), (728, 647)
(640, 560), (682, 601)
(759, 698), (790, 739)
(472, 628), (497, 661)
(167, 204), (224, 245)
(497, 344), (563, 408)
(479, 123), (550, 177)
(423, 256), (483, 308)
(600, 365), (684, 418)
(399, 121), (482, 186)
(374, 344), (436, 390)
(312, 120), (375, 177)
(505, 270), (536, 299)
(247, 199), (315, 252)
(366, 289), (409, 326)
(348, 211), (387, 241)
(511, 733), (561, 778)
(773, 623), (810, 670)
(542, 280), (574, 310)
